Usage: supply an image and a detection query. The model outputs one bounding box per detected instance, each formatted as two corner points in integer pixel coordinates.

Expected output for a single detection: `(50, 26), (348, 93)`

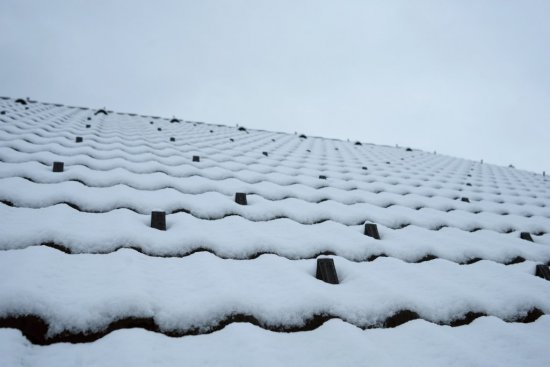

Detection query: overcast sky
(1, 0), (549, 173)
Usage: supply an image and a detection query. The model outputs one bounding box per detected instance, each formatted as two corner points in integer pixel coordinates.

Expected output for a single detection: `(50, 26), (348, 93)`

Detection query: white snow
(1, 204), (549, 264)
(1, 317), (550, 367)
(1, 97), (550, 366)
(0, 246), (549, 336)
(0, 174), (549, 233)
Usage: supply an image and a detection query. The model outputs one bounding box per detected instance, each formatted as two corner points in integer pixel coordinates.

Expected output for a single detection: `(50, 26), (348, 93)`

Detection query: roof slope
(1, 96), (549, 366)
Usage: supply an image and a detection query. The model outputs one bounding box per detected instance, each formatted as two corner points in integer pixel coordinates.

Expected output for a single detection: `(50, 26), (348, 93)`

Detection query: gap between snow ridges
(6, 243), (542, 266)
(0, 309), (544, 346)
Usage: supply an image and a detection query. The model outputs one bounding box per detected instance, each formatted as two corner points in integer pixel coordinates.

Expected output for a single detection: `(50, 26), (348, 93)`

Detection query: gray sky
(1, 0), (549, 173)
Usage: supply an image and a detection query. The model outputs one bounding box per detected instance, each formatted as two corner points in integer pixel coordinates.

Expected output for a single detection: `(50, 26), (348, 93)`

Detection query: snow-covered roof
(1, 96), (549, 366)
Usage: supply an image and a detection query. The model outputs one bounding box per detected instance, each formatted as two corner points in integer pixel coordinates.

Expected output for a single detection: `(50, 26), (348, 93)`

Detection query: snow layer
(1, 317), (550, 367)
(1, 246), (549, 336)
(1, 204), (550, 264)
(1, 174), (549, 234)
(1, 97), (550, 365)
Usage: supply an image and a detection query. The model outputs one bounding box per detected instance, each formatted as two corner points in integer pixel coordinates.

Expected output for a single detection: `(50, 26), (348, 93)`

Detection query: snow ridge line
(0, 175), (444, 207)
(2, 175), (548, 219)
(1, 243), (536, 266)
(2, 149), (547, 207)
(0, 128), (298, 165)
(0, 121), (520, 180)
(0, 156), (399, 192)
(0, 128), (278, 160)
(1, 200), (547, 236)
(0, 117), (462, 159)
(0, 182), (507, 217)
(0, 137), (283, 168)
(0, 147), (399, 187)
(0, 134), (469, 184)
(0, 122), (280, 149)
(0, 110), (267, 137)
(2, 138), (534, 192)
(0, 161), (481, 204)
(0, 309), (544, 346)
(0, 101), (542, 185)
(0, 114), (301, 147)
(1, 127), (246, 151)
